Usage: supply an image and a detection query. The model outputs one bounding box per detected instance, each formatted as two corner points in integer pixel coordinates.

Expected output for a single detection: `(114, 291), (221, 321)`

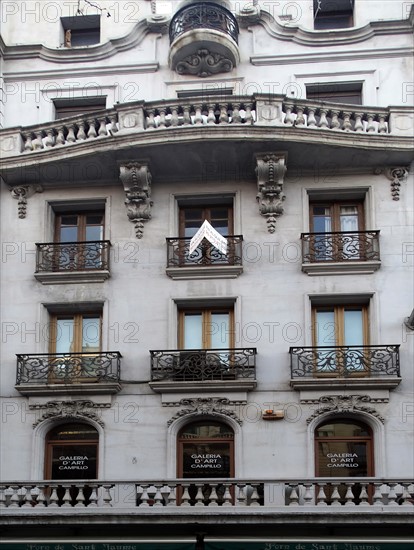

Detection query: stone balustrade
(0, 95), (412, 158)
(1, 479), (413, 509)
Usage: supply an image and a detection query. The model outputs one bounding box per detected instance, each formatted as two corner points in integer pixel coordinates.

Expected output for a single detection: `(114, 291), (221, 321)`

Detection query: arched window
(315, 418), (374, 477)
(45, 422), (99, 480)
(177, 420), (234, 478)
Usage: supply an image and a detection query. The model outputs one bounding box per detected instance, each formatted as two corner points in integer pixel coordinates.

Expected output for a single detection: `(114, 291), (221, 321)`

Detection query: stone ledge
(290, 377), (401, 391)
(302, 261), (381, 276)
(166, 265), (243, 280)
(15, 382), (122, 396)
(34, 270), (110, 284)
(149, 379), (256, 394)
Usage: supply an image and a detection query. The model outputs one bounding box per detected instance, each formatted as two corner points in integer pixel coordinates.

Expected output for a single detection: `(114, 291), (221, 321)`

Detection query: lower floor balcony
(289, 345), (401, 390)
(15, 352), (122, 395)
(1, 478), (413, 510)
(149, 348), (257, 393)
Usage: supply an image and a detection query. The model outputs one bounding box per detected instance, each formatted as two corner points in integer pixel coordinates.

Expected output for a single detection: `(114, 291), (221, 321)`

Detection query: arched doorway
(315, 418), (374, 503)
(45, 422), (99, 480)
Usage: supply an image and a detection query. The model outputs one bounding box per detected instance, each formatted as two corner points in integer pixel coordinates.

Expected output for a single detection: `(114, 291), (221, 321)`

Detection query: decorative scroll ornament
(10, 185), (43, 219)
(386, 167), (409, 201)
(167, 397), (243, 426)
(176, 49), (233, 77)
(119, 162), (153, 239)
(31, 400), (109, 428)
(305, 395), (385, 425)
(255, 152), (288, 233)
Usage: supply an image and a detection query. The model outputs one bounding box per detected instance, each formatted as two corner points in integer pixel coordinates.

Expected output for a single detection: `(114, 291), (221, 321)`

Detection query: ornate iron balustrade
(169, 2), (239, 44)
(150, 348), (256, 382)
(301, 231), (380, 263)
(36, 240), (111, 272)
(166, 235), (243, 267)
(290, 345), (400, 379)
(16, 352), (121, 385)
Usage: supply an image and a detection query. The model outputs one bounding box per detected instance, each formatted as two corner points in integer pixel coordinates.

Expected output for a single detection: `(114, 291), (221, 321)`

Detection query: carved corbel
(386, 167), (409, 201)
(10, 185), (43, 219)
(255, 152), (288, 233)
(119, 162), (153, 239)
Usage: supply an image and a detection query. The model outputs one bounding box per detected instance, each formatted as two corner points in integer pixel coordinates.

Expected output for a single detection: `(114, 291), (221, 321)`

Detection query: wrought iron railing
(150, 348), (256, 382)
(290, 345), (400, 378)
(36, 241), (111, 272)
(166, 236), (243, 267)
(301, 231), (380, 263)
(169, 2), (239, 44)
(16, 352), (122, 385)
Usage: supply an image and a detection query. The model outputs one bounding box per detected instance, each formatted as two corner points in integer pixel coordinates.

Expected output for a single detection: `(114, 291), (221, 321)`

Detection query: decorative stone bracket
(119, 162), (153, 239)
(30, 400), (110, 428)
(10, 185), (43, 219)
(255, 152), (288, 233)
(386, 167), (409, 201)
(304, 395), (386, 425)
(166, 397), (243, 426)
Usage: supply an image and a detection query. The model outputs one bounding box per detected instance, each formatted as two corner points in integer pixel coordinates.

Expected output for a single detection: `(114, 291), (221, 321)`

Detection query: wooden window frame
(309, 201), (365, 232)
(312, 304), (369, 347)
(54, 211), (105, 243)
(49, 313), (102, 355)
(178, 307), (235, 350)
(179, 205), (234, 237)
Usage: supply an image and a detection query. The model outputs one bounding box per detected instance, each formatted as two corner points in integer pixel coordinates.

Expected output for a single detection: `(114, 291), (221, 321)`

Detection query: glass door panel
(183, 313), (203, 349)
(344, 309), (365, 372)
(317, 440), (368, 477)
(181, 442), (232, 478)
(315, 310), (336, 373)
(49, 443), (98, 480)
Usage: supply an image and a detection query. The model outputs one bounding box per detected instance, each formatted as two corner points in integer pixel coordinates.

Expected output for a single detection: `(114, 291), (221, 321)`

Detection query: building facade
(0, 0), (413, 548)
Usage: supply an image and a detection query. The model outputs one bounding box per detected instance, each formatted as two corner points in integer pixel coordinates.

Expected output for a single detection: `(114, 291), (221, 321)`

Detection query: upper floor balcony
(168, 2), (239, 77)
(301, 230), (381, 275)
(35, 240), (111, 284)
(15, 351), (122, 396)
(289, 345), (401, 390)
(149, 348), (257, 393)
(1, 94), (412, 188)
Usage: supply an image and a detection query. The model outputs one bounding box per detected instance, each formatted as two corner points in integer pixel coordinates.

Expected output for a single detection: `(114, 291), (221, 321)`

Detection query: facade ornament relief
(176, 49), (233, 77)
(30, 400), (110, 428)
(10, 185), (43, 219)
(119, 162), (153, 239)
(386, 167), (409, 201)
(305, 395), (386, 425)
(167, 397), (243, 426)
(255, 152), (288, 233)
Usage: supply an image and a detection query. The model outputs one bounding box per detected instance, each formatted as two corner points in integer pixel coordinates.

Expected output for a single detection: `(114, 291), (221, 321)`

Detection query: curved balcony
(169, 2), (239, 77)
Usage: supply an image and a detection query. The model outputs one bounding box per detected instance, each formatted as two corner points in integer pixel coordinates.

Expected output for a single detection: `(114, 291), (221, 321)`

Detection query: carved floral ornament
(176, 49), (234, 78)
(304, 395), (386, 425)
(119, 162), (153, 239)
(10, 185), (43, 219)
(385, 167), (409, 201)
(30, 400), (109, 428)
(255, 152), (288, 234)
(166, 397), (243, 426)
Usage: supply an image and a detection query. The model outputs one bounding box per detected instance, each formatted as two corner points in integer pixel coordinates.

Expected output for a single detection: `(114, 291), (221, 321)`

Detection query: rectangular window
(313, 0), (354, 30)
(61, 15), (100, 47)
(178, 307), (234, 350)
(179, 205), (233, 238)
(306, 83), (362, 105)
(54, 97), (107, 120)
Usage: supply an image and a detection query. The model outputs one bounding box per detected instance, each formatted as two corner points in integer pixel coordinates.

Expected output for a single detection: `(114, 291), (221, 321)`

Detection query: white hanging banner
(189, 220), (228, 256)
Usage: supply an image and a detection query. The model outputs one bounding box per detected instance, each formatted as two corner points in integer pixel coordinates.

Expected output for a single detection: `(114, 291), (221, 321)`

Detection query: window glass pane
(317, 421), (370, 437)
(85, 225), (103, 241)
(50, 443), (97, 479)
(48, 423), (99, 440)
(340, 206), (359, 231)
(82, 317), (100, 352)
(211, 313), (230, 349)
(312, 208), (332, 232)
(315, 310), (335, 346)
(317, 441), (368, 477)
(60, 216), (78, 242)
(184, 313), (203, 348)
(182, 442), (231, 478)
(180, 421), (233, 439)
(56, 318), (75, 354)
(344, 309), (363, 346)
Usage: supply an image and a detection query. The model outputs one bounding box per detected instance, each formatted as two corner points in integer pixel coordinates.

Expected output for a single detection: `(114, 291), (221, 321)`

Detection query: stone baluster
(167, 485), (177, 507)
(354, 113), (364, 132)
(183, 106), (192, 125)
(146, 109), (156, 129)
(180, 484), (191, 506)
(61, 484), (72, 507)
(75, 486), (86, 507)
(373, 483), (384, 506)
(33, 132), (44, 150)
(400, 483), (413, 505)
(222, 483), (233, 507)
(102, 484), (113, 507)
(330, 110), (341, 130)
(232, 103), (242, 123)
(77, 121), (87, 140)
(158, 108), (167, 128)
(330, 483), (341, 506)
(359, 483), (370, 507)
(22, 485), (33, 507)
(307, 108), (317, 127)
(303, 483), (314, 506)
(152, 484), (164, 507)
(283, 104), (294, 125)
(378, 115), (387, 133)
(316, 483), (328, 506)
(236, 484), (247, 506)
(56, 126), (66, 145)
(318, 108), (329, 129)
(244, 103), (253, 124)
(37, 486), (47, 507)
(193, 484), (204, 506)
(87, 119), (97, 139)
(138, 484), (150, 507)
(23, 132), (34, 151)
(65, 124), (76, 143)
(0, 486), (6, 507)
(209, 484), (219, 506)
(366, 114), (376, 133)
(207, 104), (216, 124)
(170, 108), (179, 127)
(98, 117), (108, 136)
(295, 107), (305, 127)
(109, 114), (119, 133)
(219, 104), (229, 124)
(341, 111), (352, 132)
(386, 482), (399, 506)
(288, 485), (299, 506)
(48, 486), (59, 507)
(249, 483), (261, 507)
(89, 485), (98, 507)
(44, 129), (55, 147)
(194, 104), (203, 125)
(344, 483), (356, 506)
(9, 486), (20, 507)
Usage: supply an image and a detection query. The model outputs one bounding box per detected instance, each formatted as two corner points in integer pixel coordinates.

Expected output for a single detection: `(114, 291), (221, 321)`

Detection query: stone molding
(304, 395), (386, 425)
(386, 167), (409, 200)
(255, 152), (288, 233)
(10, 185), (43, 218)
(30, 400), (110, 428)
(119, 162), (153, 239)
(166, 397), (243, 426)
(176, 48), (233, 77)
